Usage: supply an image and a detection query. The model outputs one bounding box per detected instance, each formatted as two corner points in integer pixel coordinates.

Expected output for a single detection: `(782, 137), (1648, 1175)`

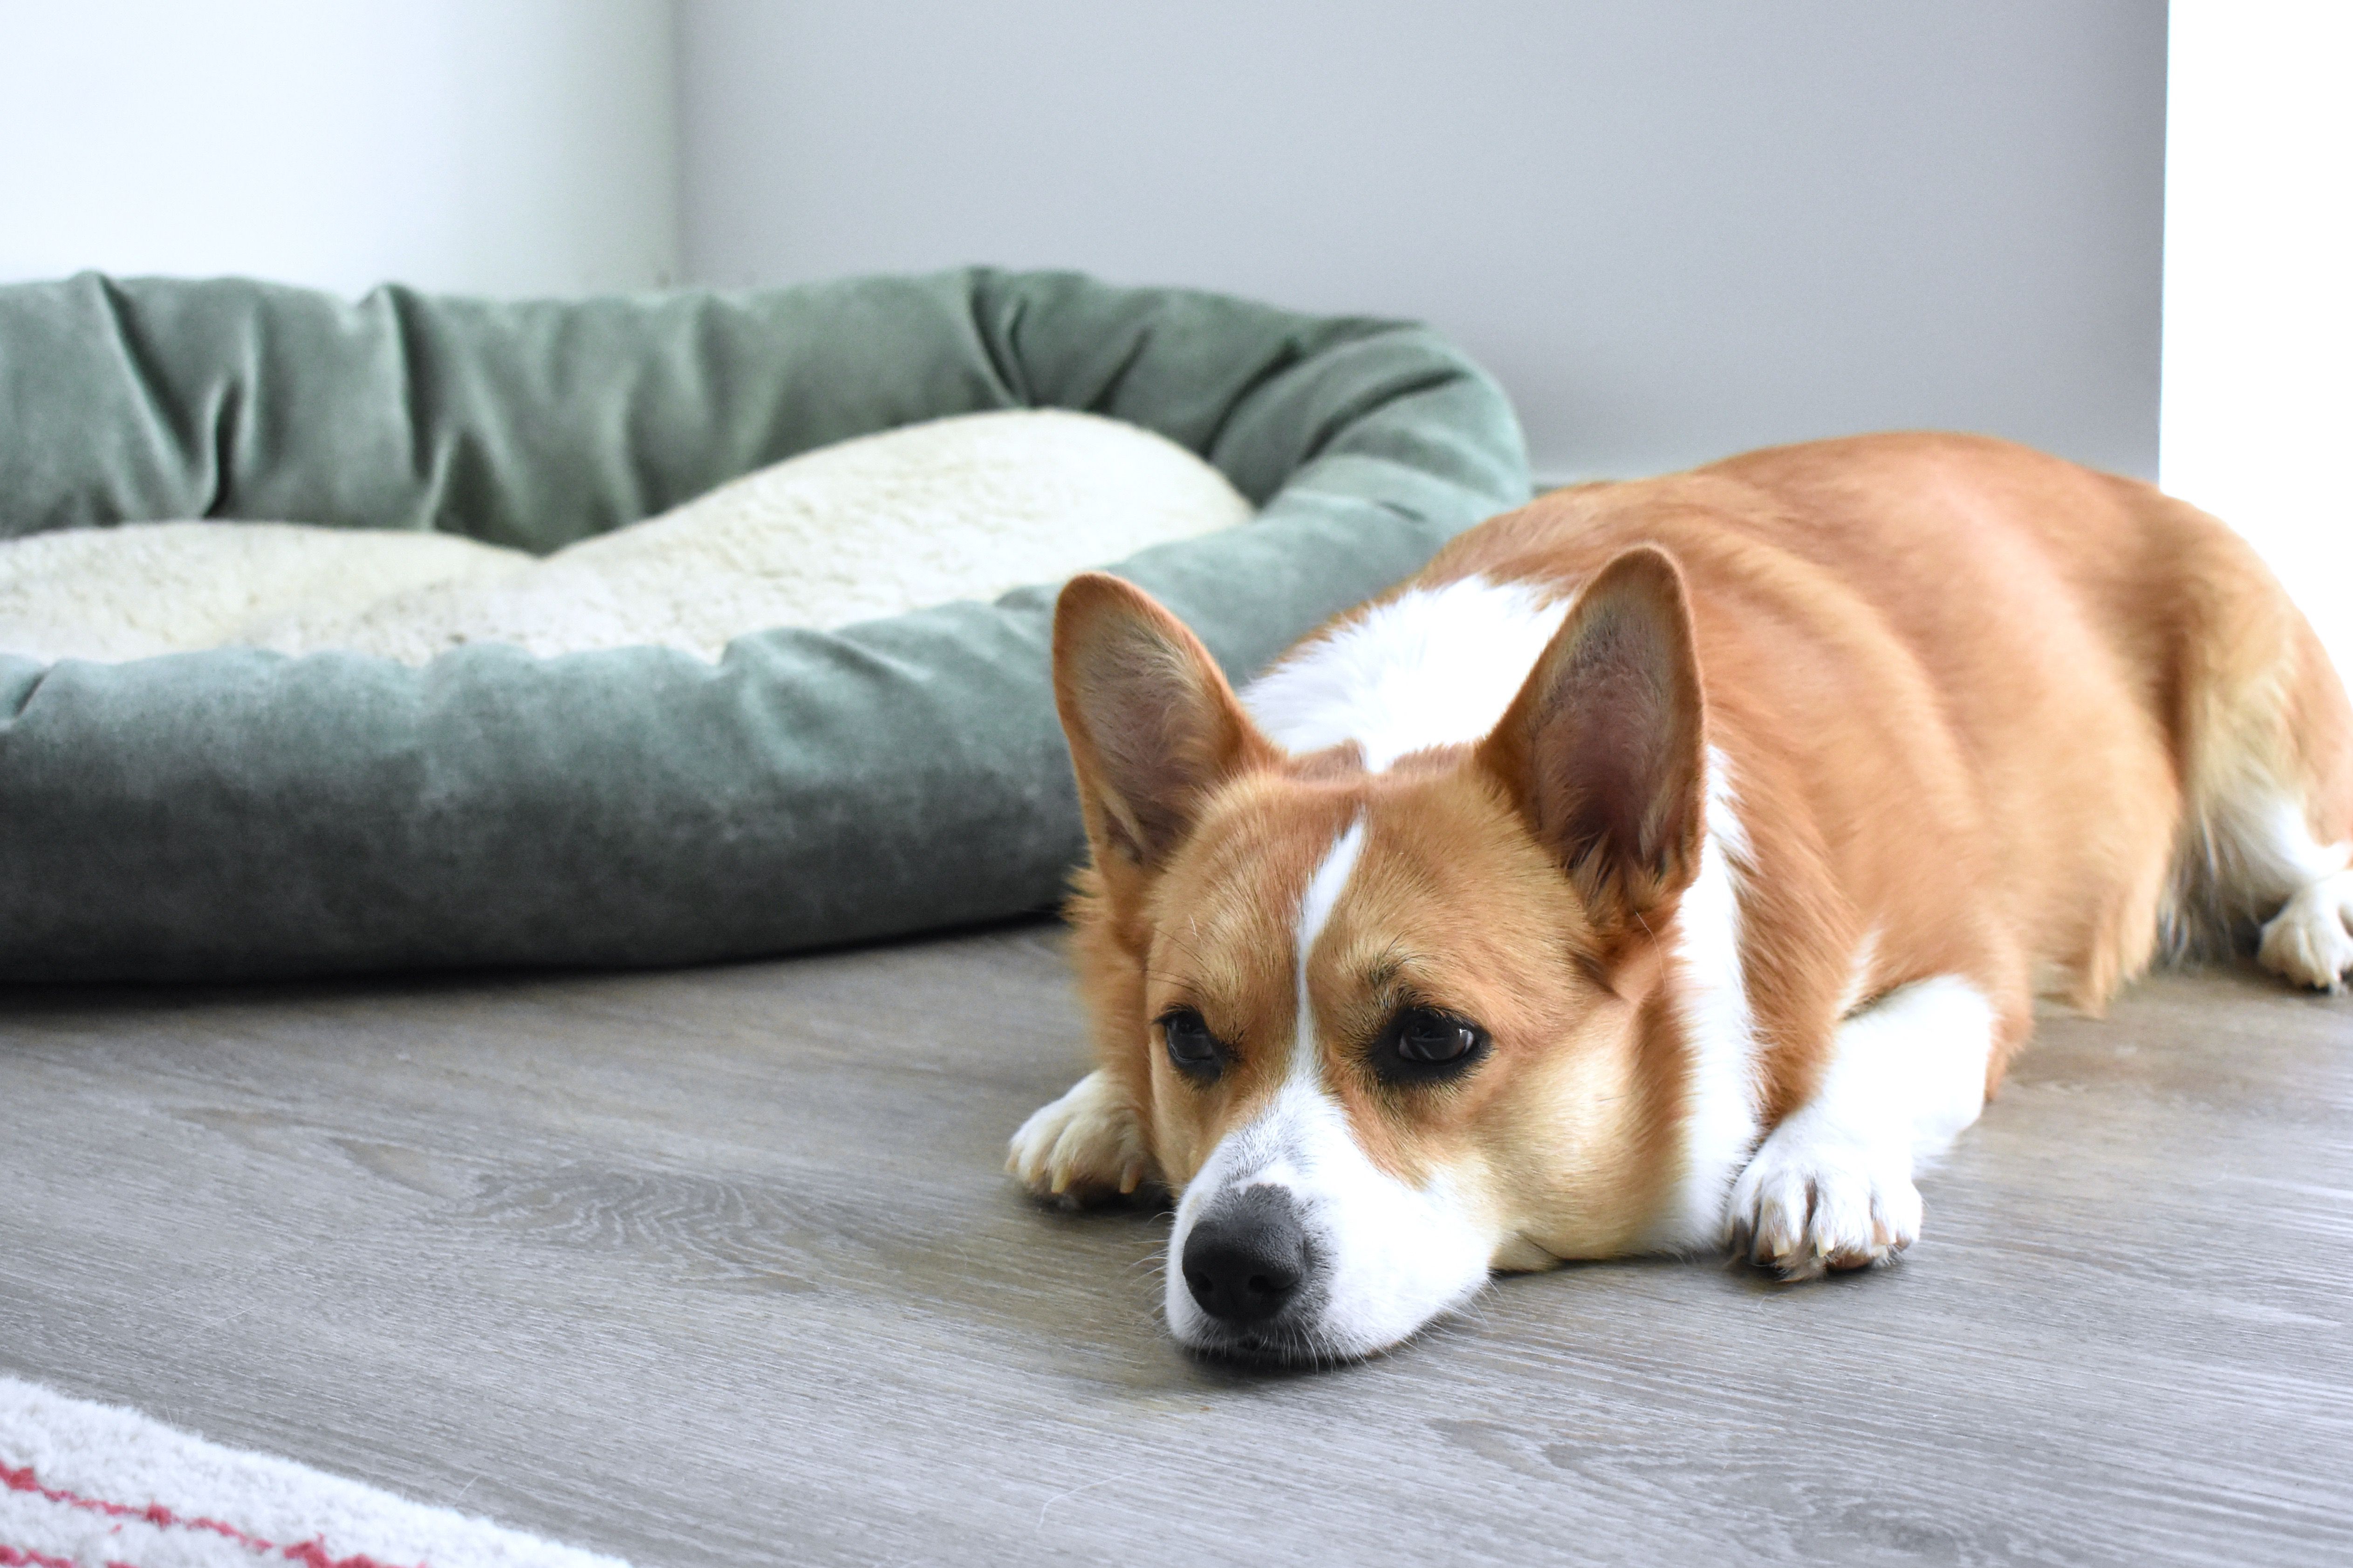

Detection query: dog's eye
(1375, 1006), (1487, 1084)
(1160, 1008), (1225, 1081)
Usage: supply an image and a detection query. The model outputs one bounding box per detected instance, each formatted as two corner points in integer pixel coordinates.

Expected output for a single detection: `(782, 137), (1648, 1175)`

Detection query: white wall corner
(2161, 0), (2353, 682)
(0, 0), (683, 299)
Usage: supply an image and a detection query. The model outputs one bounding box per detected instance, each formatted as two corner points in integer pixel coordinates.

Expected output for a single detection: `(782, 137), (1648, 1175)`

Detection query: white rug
(0, 1376), (629, 1568)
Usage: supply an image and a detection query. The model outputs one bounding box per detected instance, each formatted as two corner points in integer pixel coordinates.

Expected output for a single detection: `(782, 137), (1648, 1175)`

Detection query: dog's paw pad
(1007, 1070), (1148, 1205)
(1729, 1127), (1920, 1281)
(2257, 871), (2353, 993)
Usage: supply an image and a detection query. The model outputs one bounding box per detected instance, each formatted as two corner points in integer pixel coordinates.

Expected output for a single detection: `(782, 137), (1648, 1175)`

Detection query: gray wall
(678, 1), (2166, 482)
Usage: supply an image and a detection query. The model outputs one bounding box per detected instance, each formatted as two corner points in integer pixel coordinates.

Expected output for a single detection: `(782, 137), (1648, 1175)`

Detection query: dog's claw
(1008, 1070), (1150, 1205)
(1729, 1132), (1920, 1281)
(2257, 870), (2353, 992)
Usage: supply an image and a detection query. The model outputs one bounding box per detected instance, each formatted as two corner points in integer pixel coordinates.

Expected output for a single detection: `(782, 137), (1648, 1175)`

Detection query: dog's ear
(1477, 547), (1707, 937)
(1054, 573), (1275, 894)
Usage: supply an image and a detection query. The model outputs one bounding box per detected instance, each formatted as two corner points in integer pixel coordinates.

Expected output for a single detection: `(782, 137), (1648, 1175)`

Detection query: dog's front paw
(1007, 1070), (1149, 1206)
(1728, 1118), (1920, 1282)
(2257, 871), (2353, 993)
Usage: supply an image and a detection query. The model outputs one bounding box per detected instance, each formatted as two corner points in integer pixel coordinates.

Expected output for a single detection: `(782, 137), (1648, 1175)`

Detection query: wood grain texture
(1, 924), (2347, 1568)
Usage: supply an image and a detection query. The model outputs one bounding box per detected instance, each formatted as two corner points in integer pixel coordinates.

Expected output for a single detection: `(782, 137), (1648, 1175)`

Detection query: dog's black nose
(1182, 1187), (1309, 1326)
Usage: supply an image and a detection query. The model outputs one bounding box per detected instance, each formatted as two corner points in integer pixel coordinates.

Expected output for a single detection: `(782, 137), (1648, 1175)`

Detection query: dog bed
(0, 269), (1527, 981)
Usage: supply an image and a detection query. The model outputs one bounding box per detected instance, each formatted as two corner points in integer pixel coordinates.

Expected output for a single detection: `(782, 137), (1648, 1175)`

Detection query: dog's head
(1052, 551), (1716, 1362)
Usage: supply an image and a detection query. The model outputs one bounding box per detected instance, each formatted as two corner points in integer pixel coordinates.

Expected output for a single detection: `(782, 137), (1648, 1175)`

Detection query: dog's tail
(2155, 495), (2353, 977)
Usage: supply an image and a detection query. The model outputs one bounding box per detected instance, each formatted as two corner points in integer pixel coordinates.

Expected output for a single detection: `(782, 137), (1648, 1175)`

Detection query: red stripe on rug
(2, 1462), (423, 1568)
(0, 1544), (78, 1568)
(1, 1544), (136, 1568)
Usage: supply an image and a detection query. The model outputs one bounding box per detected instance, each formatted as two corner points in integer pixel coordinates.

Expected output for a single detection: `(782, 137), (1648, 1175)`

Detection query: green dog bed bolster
(0, 268), (1528, 980)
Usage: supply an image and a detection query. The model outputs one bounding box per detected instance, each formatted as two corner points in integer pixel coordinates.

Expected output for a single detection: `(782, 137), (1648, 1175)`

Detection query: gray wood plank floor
(1, 923), (2347, 1568)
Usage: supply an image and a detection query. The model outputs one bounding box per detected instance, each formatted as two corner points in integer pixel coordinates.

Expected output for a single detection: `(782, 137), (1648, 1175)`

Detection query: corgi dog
(1008, 432), (2353, 1365)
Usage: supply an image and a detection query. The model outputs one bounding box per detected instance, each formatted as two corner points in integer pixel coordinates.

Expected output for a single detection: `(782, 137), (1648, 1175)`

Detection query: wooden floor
(1, 923), (2347, 1568)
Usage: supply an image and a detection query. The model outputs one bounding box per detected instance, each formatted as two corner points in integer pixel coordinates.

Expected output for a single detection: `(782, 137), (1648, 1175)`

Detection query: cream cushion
(0, 525), (519, 664)
(0, 410), (1252, 665)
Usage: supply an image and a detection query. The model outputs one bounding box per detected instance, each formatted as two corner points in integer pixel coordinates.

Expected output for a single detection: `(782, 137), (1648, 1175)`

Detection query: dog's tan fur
(1019, 432), (2352, 1289)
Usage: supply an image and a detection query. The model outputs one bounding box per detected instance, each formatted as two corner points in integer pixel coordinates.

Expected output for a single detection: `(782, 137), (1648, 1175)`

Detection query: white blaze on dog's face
(1052, 556), (1710, 1363)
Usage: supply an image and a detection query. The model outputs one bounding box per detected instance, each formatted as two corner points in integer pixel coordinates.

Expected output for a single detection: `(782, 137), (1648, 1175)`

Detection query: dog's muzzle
(1179, 1185), (1313, 1328)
